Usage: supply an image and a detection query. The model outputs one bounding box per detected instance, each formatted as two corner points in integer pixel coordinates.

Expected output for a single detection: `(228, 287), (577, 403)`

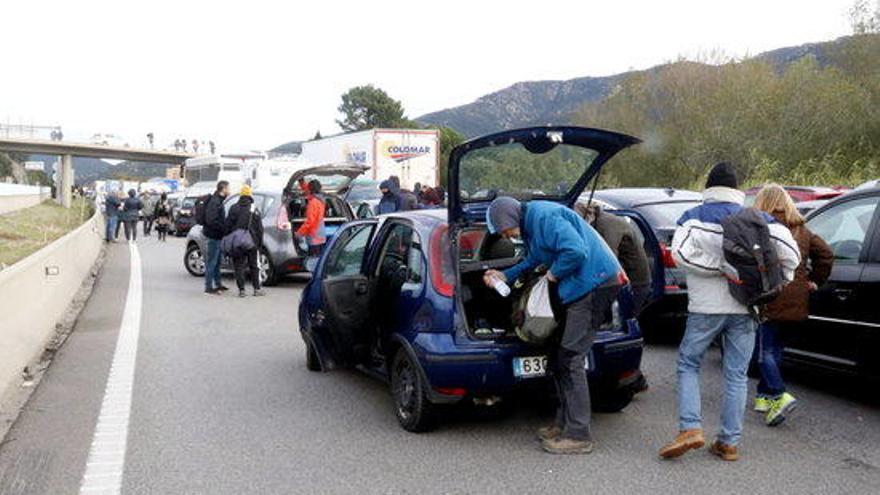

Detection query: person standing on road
(121, 189), (143, 243)
(104, 191), (121, 242)
(295, 180), (326, 256)
(659, 163), (800, 462)
(483, 197), (624, 455)
(751, 184), (833, 426)
(203, 180), (230, 295)
(225, 186), (265, 298)
(154, 192), (173, 242)
(141, 191), (157, 237)
(377, 179), (399, 214)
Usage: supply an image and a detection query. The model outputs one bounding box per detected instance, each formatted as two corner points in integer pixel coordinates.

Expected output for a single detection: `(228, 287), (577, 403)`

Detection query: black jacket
(121, 197), (143, 222)
(105, 195), (121, 217)
(203, 193), (227, 240)
(224, 195), (264, 249)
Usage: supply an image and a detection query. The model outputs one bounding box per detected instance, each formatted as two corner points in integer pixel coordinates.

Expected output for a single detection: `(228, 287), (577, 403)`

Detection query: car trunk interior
(284, 193), (349, 255)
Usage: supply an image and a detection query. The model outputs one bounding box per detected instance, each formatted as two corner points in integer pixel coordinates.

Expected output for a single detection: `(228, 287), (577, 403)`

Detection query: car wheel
(391, 350), (436, 433)
(592, 386), (634, 413)
(185, 243), (205, 277)
(305, 338), (321, 372)
(259, 249), (277, 286)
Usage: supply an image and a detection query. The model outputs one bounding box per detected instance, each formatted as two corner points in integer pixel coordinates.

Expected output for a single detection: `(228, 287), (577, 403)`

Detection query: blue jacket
(377, 180), (399, 215)
(503, 201), (622, 304)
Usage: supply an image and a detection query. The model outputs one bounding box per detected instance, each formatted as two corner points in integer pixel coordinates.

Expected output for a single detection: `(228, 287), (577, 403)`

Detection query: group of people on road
(483, 162), (832, 459)
(201, 181), (266, 298)
(377, 176), (445, 214)
(104, 189), (173, 243)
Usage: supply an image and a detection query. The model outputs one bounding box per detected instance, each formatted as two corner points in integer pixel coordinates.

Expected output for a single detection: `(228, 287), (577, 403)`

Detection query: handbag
(514, 277), (558, 344)
(221, 207), (256, 257)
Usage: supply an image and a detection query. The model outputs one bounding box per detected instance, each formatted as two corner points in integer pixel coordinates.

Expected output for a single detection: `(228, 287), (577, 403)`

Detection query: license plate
(513, 356), (548, 378)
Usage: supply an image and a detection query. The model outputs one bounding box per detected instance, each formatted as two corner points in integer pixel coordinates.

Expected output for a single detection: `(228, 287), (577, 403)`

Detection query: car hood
(447, 126), (640, 224)
(284, 164), (369, 196)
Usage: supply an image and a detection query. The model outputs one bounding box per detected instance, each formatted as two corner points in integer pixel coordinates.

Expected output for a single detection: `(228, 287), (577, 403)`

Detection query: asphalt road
(1, 236), (879, 494)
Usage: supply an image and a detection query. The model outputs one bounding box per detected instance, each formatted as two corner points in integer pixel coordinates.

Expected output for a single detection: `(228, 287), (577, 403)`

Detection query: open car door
(315, 220), (377, 367)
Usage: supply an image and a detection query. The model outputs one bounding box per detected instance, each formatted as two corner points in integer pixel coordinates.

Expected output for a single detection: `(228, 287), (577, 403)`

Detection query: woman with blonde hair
(751, 184), (833, 426)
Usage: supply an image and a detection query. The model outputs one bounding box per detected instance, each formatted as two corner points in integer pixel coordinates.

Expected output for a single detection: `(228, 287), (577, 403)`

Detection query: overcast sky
(1, 0), (858, 150)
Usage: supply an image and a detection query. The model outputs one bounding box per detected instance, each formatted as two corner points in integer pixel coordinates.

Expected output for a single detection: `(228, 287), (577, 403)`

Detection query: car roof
(806, 186), (880, 220)
(587, 188), (702, 208)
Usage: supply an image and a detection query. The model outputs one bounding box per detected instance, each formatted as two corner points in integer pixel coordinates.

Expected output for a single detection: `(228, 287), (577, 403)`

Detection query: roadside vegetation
(0, 198), (95, 268)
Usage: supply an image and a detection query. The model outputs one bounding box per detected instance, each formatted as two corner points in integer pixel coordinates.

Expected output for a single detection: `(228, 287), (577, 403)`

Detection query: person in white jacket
(658, 162), (800, 462)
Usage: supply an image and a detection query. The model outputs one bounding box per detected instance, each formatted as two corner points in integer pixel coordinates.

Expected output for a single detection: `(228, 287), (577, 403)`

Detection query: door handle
(833, 288), (852, 302)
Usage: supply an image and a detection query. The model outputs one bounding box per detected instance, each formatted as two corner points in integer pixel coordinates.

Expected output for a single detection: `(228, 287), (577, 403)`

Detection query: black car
(581, 188), (703, 338)
(784, 186), (880, 379)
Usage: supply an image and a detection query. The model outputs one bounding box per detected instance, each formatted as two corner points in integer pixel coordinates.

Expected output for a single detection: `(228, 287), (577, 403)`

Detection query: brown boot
(536, 425), (562, 442)
(659, 429), (705, 459)
(709, 440), (739, 461)
(541, 436), (594, 455)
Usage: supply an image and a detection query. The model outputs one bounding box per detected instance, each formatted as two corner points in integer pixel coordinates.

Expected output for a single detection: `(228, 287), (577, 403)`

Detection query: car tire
(259, 248), (277, 286)
(184, 243), (205, 277)
(391, 349), (436, 433)
(305, 338), (321, 372)
(592, 386), (634, 413)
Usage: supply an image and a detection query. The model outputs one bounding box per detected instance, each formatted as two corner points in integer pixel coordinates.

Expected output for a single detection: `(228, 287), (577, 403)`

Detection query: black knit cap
(705, 162), (738, 189)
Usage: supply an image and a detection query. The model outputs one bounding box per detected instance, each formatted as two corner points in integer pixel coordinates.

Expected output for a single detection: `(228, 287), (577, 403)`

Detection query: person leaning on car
(203, 180), (230, 295)
(483, 197), (625, 455)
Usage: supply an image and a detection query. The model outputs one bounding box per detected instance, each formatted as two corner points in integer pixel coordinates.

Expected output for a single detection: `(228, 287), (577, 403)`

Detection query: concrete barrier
(0, 185), (51, 215)
(0, 206), (104, 413)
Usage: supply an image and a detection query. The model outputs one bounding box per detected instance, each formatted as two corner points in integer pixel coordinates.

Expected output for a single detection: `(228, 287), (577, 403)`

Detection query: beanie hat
(705, 162), (738, 190)
(240, 185), (253, 197)
(486, 196), (522, 234)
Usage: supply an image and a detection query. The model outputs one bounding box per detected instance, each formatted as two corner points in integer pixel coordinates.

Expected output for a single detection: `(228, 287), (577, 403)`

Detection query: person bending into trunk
(226, 185), (265, 298)
(483, 197), (624, 455)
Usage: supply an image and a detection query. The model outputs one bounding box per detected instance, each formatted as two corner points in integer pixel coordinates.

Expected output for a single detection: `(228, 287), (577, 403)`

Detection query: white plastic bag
(515, 277), (558, 344)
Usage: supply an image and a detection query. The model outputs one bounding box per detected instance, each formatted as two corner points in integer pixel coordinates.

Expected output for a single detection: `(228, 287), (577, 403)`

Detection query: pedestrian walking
(154, 192), (173, 242)
(658, 163), (800, 462)
(751, 184), (833, 426)
(295, 180), (326, 256)
(377, 179), (399, 214)
(192, 139), (199, 154)
(483, 197), (625, 455)
(104, 192), (121, 242)
(141, 192), (157, 236)
(203, 181), (230, 295)
(225, 186), (265, 297)
(121, 189), (143, 243)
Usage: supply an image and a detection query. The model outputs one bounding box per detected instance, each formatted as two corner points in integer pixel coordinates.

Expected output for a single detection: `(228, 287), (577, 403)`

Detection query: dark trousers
(143, 215), (154, 235)
(123, 220), (138, 241)
(755, 321), (786, 398)
(549, 283), (620, 441)
(233, 249), (261, 291)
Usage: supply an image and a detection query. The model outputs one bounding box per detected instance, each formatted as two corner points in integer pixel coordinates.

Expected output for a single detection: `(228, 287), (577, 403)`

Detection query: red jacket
(295, 195), (326, 244)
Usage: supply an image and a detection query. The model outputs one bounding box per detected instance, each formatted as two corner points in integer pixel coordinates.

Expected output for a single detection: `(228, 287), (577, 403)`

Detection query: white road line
(79, 243), (143, 495)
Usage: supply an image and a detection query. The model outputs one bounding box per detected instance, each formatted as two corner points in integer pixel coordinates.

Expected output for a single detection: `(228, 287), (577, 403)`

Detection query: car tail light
(434, 387), (467, 397)
(430, 225), (455, 297)
(659, 242), (677, 268)
(276, 204), (291, 230)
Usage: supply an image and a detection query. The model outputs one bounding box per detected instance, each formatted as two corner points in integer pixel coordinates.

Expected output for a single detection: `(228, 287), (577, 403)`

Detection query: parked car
(298, 126), (646, 432)
(781, 185), (880, 379)
(580, 188), (703, 338)
(744, 185), (845, 206)
(183, 165), (364, 285)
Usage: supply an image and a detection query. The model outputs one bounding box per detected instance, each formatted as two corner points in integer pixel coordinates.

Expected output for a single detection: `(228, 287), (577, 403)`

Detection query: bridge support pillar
(59, 154), (72, 208)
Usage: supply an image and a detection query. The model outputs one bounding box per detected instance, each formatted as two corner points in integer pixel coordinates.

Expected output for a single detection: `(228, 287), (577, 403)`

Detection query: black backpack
(720, 208), (785, 309)
(193, 194), (211, 225)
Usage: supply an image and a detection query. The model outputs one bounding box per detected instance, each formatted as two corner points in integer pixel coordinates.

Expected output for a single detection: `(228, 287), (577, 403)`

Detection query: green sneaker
(754, 397), (772, 413)
(766, 392), (798, 427)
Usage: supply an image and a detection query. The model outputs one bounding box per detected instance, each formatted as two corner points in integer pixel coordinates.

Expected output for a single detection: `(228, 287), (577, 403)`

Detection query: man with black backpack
(658, 162), (799, 462)
(202, 181), (230, 295)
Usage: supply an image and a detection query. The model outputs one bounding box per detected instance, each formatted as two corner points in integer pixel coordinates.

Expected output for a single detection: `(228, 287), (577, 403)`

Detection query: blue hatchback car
(298, 126), (646, 432)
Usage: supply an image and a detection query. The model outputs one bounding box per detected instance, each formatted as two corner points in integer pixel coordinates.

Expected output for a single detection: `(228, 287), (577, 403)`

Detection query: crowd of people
(378, 176), (445, 214)
(483, 162), (828, 458)
(103, 189), (173, 243)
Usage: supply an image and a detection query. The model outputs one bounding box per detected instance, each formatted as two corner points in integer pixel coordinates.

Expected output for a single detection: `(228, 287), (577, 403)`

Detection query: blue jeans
(105, 215), (118, 241)
(755, 322), (786, 398)
(677, 313), (757, 446)
(205, 238), (222, 291)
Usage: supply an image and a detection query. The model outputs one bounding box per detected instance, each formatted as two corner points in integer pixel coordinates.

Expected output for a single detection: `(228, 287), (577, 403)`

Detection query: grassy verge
(0, 198), (95, 268)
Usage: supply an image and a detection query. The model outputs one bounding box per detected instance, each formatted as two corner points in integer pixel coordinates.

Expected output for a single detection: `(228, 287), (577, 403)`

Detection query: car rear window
(635, 201), (701, 229)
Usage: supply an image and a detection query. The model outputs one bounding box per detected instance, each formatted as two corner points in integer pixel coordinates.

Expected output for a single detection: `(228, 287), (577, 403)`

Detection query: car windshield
(634, 201), (701, 229)
(347, 180), (382, 202)
(459, 141), (599, 202)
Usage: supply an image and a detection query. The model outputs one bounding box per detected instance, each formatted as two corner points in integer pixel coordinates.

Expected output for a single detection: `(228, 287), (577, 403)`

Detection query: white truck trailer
(299, 129), (439, 190)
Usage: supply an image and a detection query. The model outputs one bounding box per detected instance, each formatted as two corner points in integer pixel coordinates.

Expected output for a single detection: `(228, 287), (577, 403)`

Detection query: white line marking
(79, 243), (142, 495)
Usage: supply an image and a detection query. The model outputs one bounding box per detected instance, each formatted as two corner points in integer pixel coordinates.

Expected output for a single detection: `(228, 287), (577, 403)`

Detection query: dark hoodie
(121, 189), (143, 222)
(378, 179), (399, 214)
(225, 195), (264, 248)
